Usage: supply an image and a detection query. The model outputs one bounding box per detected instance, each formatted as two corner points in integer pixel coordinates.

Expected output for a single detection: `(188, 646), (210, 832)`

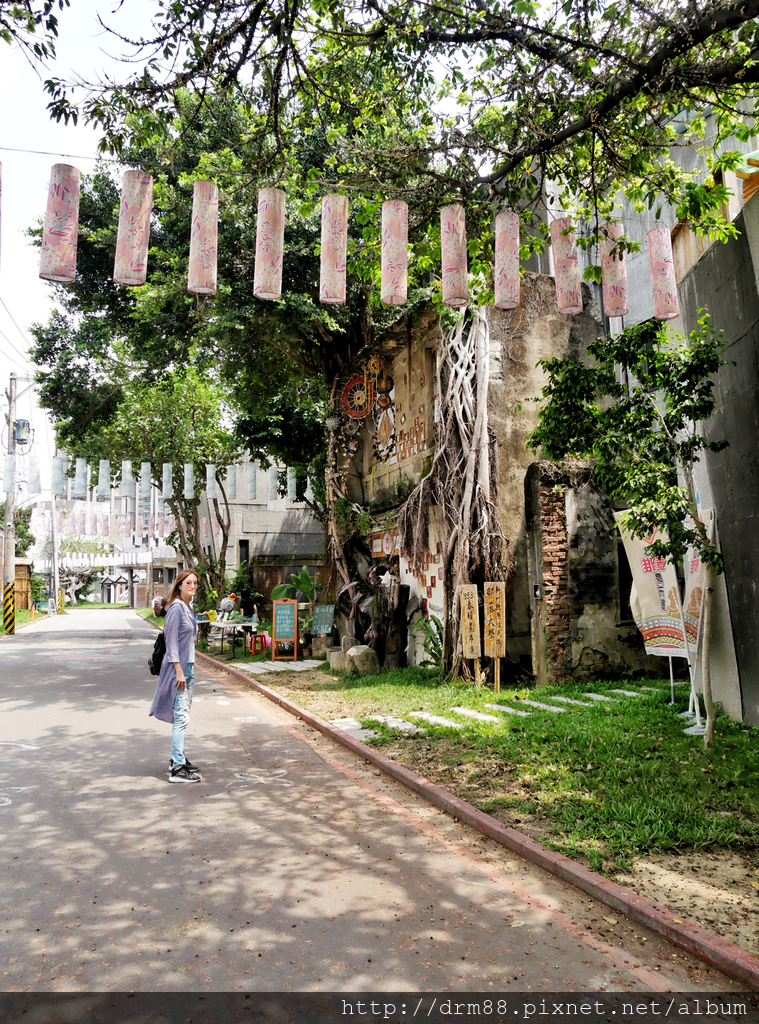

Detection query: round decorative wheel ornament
(376, 374), (394, 395)
(366, 354), (384, 378)
(342, 375), (375, 419)
(377, 392), (392, 409)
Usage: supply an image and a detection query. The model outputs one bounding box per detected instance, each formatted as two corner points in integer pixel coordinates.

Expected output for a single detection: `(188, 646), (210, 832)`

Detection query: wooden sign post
(484, 581), (506, 693)
(272, 598), (298, 661)
(459, 584), (481, 687)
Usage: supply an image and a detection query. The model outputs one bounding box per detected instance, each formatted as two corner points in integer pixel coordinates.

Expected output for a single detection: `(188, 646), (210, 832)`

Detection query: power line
(0, 145), (112, 163)
(0, 337), (29, 372)
(0, 296), (33, 351)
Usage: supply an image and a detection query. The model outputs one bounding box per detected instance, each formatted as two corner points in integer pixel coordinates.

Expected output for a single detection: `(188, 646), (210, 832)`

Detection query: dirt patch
(233, 666), (759, 954)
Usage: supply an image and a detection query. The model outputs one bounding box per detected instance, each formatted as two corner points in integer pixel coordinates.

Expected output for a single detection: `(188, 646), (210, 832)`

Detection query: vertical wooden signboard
(459, 584), (481, 687)
(484, 581), (506, 693)
(272, 598), (298, 661)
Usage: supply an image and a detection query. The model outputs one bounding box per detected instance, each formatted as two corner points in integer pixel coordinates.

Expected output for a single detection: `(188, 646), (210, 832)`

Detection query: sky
(0, 1), (154, 497)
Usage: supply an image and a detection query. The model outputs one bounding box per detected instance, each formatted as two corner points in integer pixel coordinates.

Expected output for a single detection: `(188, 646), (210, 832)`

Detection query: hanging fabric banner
(97, 459), (110, 499)
(2, 454), (14, 493)
(247, 462), (257, 501)
(113, 170), (153, 286)
(201, 516), (210, 541)
(167, 513), (176, 534)
(551, 217), (582, 315)
(121, 460), (134, 495)
(600, 222), (628, 317)
(73, 458), (87, 498)
(135, 514), (145, 540)
(683, 510), (715, 657)
(188, 179), (218, 295)
(381, 199), (408, 306)
(157, 514), (165, 539)
(647, 226), (679, 321)
(206, 464), (217, 500)
(148, 515), (155, 540)
(125, 514), (133, 537)
(320, 195), (348, 304)
(28, 456), (41, 494)
(55, 511), (63, 535)
(254, 187), (286, 300)
(162, 463), (173, 499)
(268, 466), (278, 502)
(212, 515), (222, 539)
(52, 456), (65, 496)
(184, 463), (194, 499)
(89, 513), (97, 536)
(139, 461), (152, 499)
(225, 464), (237, 501)
(494, 210), (520, 310)
(614, 512), (686, 657)
(440, 204), (468, 308)
(115, 515), (123, 539)
(39, 164), (80, 283)
(287, 467), (298, 502)
(77, 511), (86, 536)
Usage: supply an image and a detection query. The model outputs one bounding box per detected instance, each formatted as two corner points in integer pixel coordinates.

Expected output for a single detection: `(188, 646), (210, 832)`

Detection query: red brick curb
(196, 650), (759, 989)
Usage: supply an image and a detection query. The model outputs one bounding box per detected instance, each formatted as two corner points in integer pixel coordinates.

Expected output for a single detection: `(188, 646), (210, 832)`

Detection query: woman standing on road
(149, 568), (202, 783)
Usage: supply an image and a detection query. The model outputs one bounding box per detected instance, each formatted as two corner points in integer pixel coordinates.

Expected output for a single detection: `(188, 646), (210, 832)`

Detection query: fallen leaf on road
(603, 916), (618, 925)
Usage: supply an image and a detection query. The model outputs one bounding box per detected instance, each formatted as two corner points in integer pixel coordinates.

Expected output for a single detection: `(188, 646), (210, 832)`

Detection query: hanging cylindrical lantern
(440, 204), (468, 308)
(188, 179), (219, 295)
(247, 462), (257, 502)
(381, 199), (408, 306)
(184, 463), (195, 500)
(113, 170), (153, 286)
(73, 458), (87, 498)
(139, 461), (152, 499)
(253, 187), (286, 301)
(600, 222), (629, 318)
(121, 460), (134, 495)
(39, 164), (81, 283)
(268, 466), (278, 502)
(647, 226), (679, 321)
(551, 217), (582, 315)
(52, 457), (64, 496)
(206, 463), (217, 500)
(3, 454), (14, 492)
(162, 463), (173, 499)
(494, 210), (520, 310)
(29, 456), (41, 494)
(225, 464), (237, 501)
(97, 460), (111, 499)
(287, 467), (298, 502)
(320, 195), (348, 304)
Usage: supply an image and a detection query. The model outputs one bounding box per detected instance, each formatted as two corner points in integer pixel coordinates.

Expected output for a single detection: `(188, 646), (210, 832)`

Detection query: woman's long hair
(166, 567), (199, 606)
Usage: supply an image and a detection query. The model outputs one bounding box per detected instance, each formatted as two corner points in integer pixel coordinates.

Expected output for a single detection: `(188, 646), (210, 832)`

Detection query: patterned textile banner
(139, 462), (152, 499)
(287, 467), (298, 502)
(184, 463), (194, 500)
(97, 459), (110, 498)
(201, 516), (210, 540)
(28, 456), (41, 494)
(206, 463), (217, 500)
(121, 460), (133, 494)
(162, 463), (173, 499)
(615, 512), (686, 658)
(247, 463), (257, 501)
(268, 466), (278, 502)
(52, 457), (65, 496)
(73, 459), (87, 498)
(225, 464), (237, 501)
(683, 510), (715, 657)
(2, 454), (13, 493)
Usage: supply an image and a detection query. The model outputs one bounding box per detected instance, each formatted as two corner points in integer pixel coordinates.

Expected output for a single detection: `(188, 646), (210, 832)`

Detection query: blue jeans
(170, 663), (195, 767)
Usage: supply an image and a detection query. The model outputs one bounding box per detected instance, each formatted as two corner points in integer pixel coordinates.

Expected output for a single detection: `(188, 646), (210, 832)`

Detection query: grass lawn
(261, 666), (759, 872)
(0, 608), (32, 634)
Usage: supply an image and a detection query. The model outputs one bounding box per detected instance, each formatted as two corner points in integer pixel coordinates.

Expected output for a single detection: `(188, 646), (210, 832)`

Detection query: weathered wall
(678, 205), (759, 723)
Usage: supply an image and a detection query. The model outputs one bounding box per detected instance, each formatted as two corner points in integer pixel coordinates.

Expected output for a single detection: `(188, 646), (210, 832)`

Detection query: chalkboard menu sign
(312, 604), (335, 636)
(272, 599), (298, 661)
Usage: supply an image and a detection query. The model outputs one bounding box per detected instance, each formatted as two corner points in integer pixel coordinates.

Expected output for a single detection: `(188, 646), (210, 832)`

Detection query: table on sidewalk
(207, 620), (255, 659)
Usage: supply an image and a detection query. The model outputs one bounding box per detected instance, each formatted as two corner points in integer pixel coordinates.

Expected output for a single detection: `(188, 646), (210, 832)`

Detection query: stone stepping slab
(484, 703), (532, 718)
(519, 699), (567, 712)
(543, 695), (592, 706)
(449, 706), (502, 723)
(408, 711), (463, 729)
(610, 688), (644, 697)
(229, 659), (324, 674)
(368, 714), (426, 735)
(583, 692), (615, 701)
(328, 717), (379, 741)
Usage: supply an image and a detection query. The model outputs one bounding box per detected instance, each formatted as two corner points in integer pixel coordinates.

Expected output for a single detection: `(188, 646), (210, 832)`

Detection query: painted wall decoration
(381, 199), (408, 306)
(188, 179), (218, 295)
(494, 210), (520, 310)
(600, 221), (628, 317)
(647, 226), (679, 321)
(254, 187), (286, 300)
(113, 170), (153, 286)
(39, 164), (80, 283)
(440, 204), (468, 308)
(320, 194), (348, 304)
(550, 217), (582, 315)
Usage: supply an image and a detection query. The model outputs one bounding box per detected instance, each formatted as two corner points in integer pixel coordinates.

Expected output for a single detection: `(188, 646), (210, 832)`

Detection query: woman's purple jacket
(149, 600), (198, 723)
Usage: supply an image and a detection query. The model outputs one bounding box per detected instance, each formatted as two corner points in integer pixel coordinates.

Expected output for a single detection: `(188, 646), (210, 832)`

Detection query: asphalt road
(0, 609), (745, 993)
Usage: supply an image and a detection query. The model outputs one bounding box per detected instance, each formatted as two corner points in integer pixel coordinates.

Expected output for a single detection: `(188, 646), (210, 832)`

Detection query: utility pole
(3, 372), (17, 586)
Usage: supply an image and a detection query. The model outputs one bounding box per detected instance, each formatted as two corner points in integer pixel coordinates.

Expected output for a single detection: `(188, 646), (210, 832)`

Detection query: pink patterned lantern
(381, 199), (408, 305)
(254, 187), (286, 300)
(320, 194), (348, 304)
(551, 217), (582, 315)
(113, 170), (153, 286)
(647, 226), (679, 321)
(600, 222), (628, 317)
(440, 204), (468, 308)
(494, 209), (520, 310)
(188, 180), (218, 295)
(39, 164), (80, 282)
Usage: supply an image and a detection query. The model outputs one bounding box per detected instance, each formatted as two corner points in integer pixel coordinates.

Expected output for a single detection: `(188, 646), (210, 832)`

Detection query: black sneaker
(168, 764), (202, 784)
(169, 756), (200, 772)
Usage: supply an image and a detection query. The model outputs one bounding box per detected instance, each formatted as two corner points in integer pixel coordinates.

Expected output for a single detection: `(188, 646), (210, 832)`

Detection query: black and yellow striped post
(57, 588), (65, 615)
(3, 582), (15, 635)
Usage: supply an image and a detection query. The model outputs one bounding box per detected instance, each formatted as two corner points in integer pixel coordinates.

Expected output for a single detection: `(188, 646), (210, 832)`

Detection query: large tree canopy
(43, 0), (759, 243)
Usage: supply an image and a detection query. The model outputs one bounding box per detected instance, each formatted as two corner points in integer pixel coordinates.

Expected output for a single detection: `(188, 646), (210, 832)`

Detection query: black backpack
(148, 632), (166, 676)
